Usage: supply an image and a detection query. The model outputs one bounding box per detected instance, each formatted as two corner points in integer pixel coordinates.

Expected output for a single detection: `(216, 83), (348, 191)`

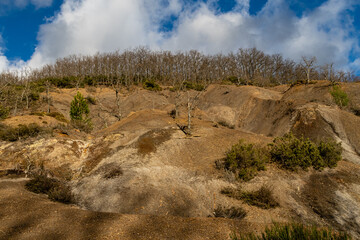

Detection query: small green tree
(70, 92), (92, 132)
(330, 85), (349, 108)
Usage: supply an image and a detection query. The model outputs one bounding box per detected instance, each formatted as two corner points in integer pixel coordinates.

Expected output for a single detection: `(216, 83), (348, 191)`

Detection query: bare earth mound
(1, 82), (360, 239)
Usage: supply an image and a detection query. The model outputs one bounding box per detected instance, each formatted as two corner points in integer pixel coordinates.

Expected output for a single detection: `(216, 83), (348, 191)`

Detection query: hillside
(0, 81), (360, 239)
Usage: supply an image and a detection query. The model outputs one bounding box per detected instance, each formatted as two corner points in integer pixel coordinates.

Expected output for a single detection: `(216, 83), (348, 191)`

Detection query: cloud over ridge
(2, 0), (360, 73)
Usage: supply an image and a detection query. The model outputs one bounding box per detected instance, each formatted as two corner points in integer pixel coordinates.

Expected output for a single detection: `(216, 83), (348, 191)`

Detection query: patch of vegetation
(0, 105), (9, 120)
(222, 186), (278, 209)
(351, 107), (360, 116)
(224, 76), (247, 86)
(183, 81), (205, 91)
(46, 112), (68, 123)
(231, 223), (351, 240)
(50, 76), (80, 88)
(25, 174), (73, 204)
(70, 92), (92, 132)
(84, 76), (97, 86)
(143, 79), (162, 91)
(0, 123), (46, 141)
(269, 133), (342, 171)
(86, 95), (97, 105)
(29, 92), (40, 101)
(223, 140), (268, 181)
(213, 205), (246, 219)
(330, 85), (349, 108)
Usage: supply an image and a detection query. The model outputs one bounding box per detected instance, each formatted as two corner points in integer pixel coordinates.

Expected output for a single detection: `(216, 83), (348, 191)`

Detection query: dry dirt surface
(1, 81), (360, 239)
(0, 179), (258, 240)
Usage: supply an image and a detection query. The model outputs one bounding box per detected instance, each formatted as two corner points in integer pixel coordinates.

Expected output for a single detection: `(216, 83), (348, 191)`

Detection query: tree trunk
(115, 89), (122, 120)
(46, 85), (51, 113)
(187, 91), (191, 131)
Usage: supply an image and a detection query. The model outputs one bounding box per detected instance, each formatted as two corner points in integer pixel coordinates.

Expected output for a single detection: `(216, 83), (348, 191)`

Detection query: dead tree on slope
(301, 56), (317, 84)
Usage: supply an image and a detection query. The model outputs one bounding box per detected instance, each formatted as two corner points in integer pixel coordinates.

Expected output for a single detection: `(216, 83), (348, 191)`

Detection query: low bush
(48, 184), (73, 204)
(221, 186), (279, 209)
(231, 223), (351, 240)
(269, 133), (342, 171)
(330, 85), (349, 108)
(0, 105), (9, 120)
(213, 205), (246, 219)
(143, 79), (162, 91)
(224, 76), (247, 86)
(25, 174), (58, 194)
(25, 174), (73, 204)
(183, 81), (205, 91)
(223, 140), (268, 181)
(29, 92), (40, 101)
(0, 123), (45, 141)
(84, 76), (97, 86)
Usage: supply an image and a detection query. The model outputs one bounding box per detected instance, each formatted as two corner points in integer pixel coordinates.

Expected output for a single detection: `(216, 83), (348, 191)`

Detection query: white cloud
(0, 0), (53, 11)
(30, 0), (53, 8)
(7, 0), (358, 74)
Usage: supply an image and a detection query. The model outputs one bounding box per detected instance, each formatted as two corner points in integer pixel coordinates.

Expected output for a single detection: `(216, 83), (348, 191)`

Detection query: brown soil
(1, 81), (360, 239)
(0, 179), (258, 240)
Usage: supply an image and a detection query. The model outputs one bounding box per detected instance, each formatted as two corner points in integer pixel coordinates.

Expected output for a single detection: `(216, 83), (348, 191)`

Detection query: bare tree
(301, 56), (317, 84)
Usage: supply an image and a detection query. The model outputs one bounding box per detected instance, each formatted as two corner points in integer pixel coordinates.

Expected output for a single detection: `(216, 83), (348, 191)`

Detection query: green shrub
(269, 133), (342, 171)
(330, 85), (349, 108)
(29, 92), (40, 101)
(51, 76), (78, 88)
(84, 76), (97, 86)
(70, 92), (92, 132)
(231, 223), (351, 240)
(225, 76), (247, 85)
(223, 140), (268, 181)
(213, 205), (246, 219)
(0, 123), (45, 141)
(0, 105), (9, 119)
(25, 174), (73, 204)
(143, 79), (162, 91)
(221, 186), (279, 209)
(317, 140), (342, 168)
(183, 81), (205, 91)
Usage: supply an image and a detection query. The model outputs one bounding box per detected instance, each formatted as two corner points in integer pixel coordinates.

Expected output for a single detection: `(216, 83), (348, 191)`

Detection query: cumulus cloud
(15, 0), (360, 73)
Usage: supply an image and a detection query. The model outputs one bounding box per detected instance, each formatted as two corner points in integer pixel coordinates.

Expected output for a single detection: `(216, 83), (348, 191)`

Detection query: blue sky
(0, 0), (359, 74)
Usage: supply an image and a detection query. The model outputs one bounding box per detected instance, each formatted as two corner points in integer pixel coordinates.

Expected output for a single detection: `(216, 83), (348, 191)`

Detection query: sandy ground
(0, 178), (262, 240)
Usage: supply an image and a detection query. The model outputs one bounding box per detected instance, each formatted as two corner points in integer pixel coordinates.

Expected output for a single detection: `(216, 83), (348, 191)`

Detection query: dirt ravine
(1, 81), (360, 239)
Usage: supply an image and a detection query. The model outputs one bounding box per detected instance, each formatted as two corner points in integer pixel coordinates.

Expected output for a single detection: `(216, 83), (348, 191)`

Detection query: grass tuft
(221, 186), (279, 209)
(213, 205), (247, 219)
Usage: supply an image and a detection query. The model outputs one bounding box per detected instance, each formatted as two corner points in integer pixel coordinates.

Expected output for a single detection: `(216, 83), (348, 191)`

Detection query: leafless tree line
(1, 47), (358, 87)
(0, 47), (358, 118)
